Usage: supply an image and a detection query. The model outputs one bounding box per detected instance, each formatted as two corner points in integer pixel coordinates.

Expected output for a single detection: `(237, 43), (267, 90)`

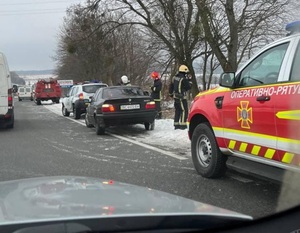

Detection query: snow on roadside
(43, 102), (191, 156)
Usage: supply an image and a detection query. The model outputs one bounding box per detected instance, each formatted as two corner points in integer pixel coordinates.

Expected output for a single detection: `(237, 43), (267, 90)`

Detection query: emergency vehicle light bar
(286, 21), (300, 35)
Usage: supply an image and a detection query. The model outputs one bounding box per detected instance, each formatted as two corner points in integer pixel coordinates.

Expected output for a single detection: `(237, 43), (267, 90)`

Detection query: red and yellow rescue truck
(33, 79), (62, 105)
(188, 21), (300, 178)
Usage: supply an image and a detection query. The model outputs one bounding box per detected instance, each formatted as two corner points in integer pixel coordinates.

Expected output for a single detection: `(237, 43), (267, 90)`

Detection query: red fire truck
(188, 21), (300, 178)
(33, 79), (62, 105)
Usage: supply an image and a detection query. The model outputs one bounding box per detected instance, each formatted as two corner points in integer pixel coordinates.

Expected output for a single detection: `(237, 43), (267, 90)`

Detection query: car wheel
(73, 107), (81, 119)
(144, 122), (150, 130)
(95, 119), (105, 135)
(85, 114), (93, 128)
(191, 123), (227, 178)
(36, 99), (41, 105)
(144, 121), (155, 130)
(62, 105), (70, 117)
(150, 121), (155, 130)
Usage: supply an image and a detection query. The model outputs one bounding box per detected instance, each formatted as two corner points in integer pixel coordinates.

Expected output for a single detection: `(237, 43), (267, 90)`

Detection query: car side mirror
(219, 72), (235, 88)
(89, 96), (94, 102)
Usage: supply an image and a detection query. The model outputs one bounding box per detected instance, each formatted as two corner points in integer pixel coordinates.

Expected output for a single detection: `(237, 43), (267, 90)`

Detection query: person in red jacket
(150, 71), (162, 119)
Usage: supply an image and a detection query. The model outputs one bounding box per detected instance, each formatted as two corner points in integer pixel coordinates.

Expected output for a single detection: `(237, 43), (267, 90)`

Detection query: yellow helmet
(179, 65), (189, 73)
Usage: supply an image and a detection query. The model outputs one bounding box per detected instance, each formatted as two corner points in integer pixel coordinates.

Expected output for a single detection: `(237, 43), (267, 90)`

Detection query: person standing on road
(118, 75), (131, 86)
(150, 71), (162, 119)
(169, 65), (192, 130)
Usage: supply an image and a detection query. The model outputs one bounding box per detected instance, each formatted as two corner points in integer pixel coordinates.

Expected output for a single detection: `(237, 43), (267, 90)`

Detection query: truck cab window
(290, 42), (300, 81)
(238, 43), (289, 87)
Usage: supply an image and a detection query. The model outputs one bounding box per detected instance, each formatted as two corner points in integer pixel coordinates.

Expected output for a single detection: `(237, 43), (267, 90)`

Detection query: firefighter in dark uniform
(169, 65), (192, 130)
(150, 71), (162, 119)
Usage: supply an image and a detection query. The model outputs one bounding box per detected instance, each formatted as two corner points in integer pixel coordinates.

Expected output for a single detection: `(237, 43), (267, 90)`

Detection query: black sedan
(85, 86), (157, 135)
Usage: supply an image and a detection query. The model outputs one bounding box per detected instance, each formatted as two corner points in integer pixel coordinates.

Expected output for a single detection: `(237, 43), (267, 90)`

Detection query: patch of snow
(43, 104), (191, 157)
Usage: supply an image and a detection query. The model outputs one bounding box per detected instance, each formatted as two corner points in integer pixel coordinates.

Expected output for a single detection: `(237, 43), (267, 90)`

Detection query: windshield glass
(1, 0), (300, 231)
(82, 85), (106, 93)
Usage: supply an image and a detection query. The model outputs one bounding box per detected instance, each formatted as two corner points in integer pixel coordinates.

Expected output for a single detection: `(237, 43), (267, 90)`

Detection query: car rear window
(19, 87), (24, 92)
(83, 85), (107, 93)
(26, 88), (31, 92)
(103, 87), (145, 98)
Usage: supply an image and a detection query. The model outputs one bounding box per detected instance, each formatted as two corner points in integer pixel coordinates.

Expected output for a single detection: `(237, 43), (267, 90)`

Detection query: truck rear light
(8, 89), (13, 106)
(146, 101), (156, 109)
(102, 104), (115, 112)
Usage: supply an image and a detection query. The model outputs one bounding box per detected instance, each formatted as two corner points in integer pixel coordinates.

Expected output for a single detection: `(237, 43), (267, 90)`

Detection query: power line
(0, 8), (66, 13)
(0, 8), (67, 16)
(0, 0), (81, 6)
(0, 11), (66, 16)
(0, 0), (84, 16)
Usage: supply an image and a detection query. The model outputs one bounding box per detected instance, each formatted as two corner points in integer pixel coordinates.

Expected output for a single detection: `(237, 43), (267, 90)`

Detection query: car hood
(0, 176), (251, 225)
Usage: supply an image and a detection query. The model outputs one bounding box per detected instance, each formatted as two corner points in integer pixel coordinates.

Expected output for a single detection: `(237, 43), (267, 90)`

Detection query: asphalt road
(0, 100), (282, 218)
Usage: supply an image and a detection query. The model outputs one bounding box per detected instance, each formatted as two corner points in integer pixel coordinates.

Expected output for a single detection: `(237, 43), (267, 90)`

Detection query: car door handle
(256, 96), (271, 101)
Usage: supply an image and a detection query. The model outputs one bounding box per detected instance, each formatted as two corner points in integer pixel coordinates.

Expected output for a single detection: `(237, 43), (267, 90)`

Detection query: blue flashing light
(286, 21), (300, 35)
(90, 80), (101, 83)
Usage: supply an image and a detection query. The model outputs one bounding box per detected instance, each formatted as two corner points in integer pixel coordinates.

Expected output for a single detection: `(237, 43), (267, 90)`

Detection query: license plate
(120, 104), (140, 110)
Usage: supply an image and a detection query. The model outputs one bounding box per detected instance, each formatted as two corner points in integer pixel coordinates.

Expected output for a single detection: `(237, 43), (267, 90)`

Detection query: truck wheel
(55, 98), (60, 104)
(36, 99), (41, 105)
(62, 105), (70, 117)
(95, 119), (105, 135)
(73, 107), (81, 119)
(191, 123), (227, 178)
(7, 118), (14, 129)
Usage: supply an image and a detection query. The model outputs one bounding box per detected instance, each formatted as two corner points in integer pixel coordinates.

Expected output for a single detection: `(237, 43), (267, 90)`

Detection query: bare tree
(196, 0), (293, 72)
(90, 0), (205, 97)
(54, 3), (156, 85)
(55, 0), (299, 94)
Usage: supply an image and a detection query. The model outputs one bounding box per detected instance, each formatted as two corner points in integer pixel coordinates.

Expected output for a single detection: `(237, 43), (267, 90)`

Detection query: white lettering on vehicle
(231, 84), (300, 99)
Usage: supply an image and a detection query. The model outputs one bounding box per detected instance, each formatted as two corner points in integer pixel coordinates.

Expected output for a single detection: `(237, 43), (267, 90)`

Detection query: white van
(18, 85), (33, 101)
(0, 52), (14, 128)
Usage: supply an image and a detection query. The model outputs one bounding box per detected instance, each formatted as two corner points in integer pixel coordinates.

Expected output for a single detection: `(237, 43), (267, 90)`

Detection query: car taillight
(79, 93), (84, 100)
(102, 104), (115, 112)
(102, 180), (114, 185)
(146, 101), (156, 109)
(8, 89), (13, 106)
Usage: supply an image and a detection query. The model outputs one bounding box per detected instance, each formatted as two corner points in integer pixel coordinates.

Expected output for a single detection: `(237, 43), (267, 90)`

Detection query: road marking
(106, 133), (187, 160)
(45, 106), (188, 160)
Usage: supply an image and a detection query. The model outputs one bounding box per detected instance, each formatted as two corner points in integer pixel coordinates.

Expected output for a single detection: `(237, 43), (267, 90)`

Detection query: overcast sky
(0, 0), (85, 71)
